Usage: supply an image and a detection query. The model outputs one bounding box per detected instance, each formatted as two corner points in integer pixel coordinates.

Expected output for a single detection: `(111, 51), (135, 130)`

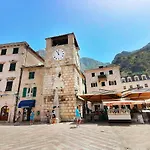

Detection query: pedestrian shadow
(70, 126), (77, 129)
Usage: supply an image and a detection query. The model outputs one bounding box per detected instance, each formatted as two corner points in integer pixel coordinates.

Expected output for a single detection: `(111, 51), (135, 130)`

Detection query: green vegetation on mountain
(36, 50), (109, 71)
(112, 43), (150, 76)
(37, 42), (150, 76)
(80, 57), (109, 71)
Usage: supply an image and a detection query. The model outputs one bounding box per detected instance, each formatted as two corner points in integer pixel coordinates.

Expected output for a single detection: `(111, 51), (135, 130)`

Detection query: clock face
(53, 49), (65, 60)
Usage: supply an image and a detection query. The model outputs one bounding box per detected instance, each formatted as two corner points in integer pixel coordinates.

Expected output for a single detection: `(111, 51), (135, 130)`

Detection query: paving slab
(0, 122), (150, 150)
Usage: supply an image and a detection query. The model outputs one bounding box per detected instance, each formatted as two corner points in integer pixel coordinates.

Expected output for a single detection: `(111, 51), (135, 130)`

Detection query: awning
(103, 100), (146, 106)
(79, 93), (122, 102)
(103, 100), (132, 106)
(18, 100), (36, 108)
(122, 89), (150, 100)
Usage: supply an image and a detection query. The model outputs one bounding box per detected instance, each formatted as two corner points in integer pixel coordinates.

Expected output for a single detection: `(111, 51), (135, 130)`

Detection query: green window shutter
(32, 87), (37, 97)
(22, 88), (27, 97)
(29, 72), (32, 79)
(29, 72), (35, 79)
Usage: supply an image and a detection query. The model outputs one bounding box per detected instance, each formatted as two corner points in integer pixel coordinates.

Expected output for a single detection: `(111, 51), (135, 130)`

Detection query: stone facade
(121, 74), (150, 91)
(0, 34), (86, 123)
(42, 33), (85, 121)
(18, 65), (44, 122)
(0, 42), (44, 122)
(84, 66), (150, 95)
(84, 65), (123, 93)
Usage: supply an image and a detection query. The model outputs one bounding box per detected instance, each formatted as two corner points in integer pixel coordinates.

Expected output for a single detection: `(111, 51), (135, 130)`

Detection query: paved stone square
(0, 122), (150, 150)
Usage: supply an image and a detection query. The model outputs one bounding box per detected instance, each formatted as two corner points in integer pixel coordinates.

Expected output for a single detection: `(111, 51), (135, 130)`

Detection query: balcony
(98, 74), (107, 82)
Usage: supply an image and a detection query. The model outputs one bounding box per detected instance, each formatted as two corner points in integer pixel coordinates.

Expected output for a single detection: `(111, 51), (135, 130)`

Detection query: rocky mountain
(37, 50), (45, 58)
(36, 50), (108, 71)
(37, 42), (150, 76)
(80, 57), (109, 71)
(112, 43), (150, 76)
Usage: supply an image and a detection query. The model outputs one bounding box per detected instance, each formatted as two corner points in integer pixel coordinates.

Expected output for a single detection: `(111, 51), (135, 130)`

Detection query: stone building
(84, 65), (123, 94)
(0, 42), (44, 122)
(121, 74), (150, 91)
(14, 33), (85, 122)
(84, 65), (150, 95)
(18, 65), (44, 122)
(41, 33), (85, 121)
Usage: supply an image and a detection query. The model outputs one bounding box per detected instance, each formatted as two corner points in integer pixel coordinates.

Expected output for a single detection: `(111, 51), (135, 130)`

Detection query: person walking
(15, 111), (21, 125)
(51, 108), (56, 124)
(75, 106), (81, 127)
(30, 110), (35, 125)
(46, 110), (51, 124)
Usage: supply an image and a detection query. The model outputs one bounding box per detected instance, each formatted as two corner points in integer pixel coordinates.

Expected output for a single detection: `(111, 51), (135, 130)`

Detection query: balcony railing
(98, 74), (107, 81)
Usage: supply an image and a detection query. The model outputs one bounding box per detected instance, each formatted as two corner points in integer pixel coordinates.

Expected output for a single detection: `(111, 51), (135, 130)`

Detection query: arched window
(127, 77), (132, 82)
(142, 75), (147, 80)
(122, 78), (126, 83)
(134, 76), (139, 81)
(0, 106), (9, 121)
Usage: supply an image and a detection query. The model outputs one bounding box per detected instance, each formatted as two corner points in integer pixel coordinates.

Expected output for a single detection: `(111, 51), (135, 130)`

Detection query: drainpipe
(13, 67), (23, 123)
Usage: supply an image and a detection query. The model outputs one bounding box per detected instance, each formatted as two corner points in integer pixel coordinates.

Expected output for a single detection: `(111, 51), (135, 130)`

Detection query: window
(122, 78), (126, 83)
(0, 64), (4, 72)
(101, 82), (105, 86)
(142, 75), (147, 80)
(100, 72), (104, 75)
(109, 81), (117, 86)
(91, 83), (97, 87)
(109, 81), (111, 85)
(13, 48), (19, 54)
(27, 88), (31, 97)
(91, 73), (95, 77)
(134, 76), (139, 81)
(123, 86), (126, 90)
(32, 87), (37, 97)
(22, 87), (27, 97)
(145, 84), (148, 88)
(1, 49), (7, 55)
(5, 81), (13, 91)
(52, 35), (68, 46)
(109, 70), (113, 75)
(127, 77), (132, 82)
(9, 62), (16, 71)
(29, 72), (35, 79)
(130, 85), (133, 89)
(22, 87), (37, 97)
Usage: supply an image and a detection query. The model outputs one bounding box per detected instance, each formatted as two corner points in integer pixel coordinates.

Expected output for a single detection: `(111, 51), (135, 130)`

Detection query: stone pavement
(0, 122), (150, 150)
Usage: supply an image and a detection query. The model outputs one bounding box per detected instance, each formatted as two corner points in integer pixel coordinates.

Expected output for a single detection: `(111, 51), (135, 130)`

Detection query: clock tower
(42, 33), (84, 121)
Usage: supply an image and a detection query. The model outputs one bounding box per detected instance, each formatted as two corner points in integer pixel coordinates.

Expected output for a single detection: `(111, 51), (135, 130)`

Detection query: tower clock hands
(56, 50), (59, 55)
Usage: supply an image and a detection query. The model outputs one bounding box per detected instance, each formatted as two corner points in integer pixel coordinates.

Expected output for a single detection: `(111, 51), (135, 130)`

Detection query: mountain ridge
(36, 42), (150, 75)
(36, 50), (109, 71)
(112, 42), (150, 76)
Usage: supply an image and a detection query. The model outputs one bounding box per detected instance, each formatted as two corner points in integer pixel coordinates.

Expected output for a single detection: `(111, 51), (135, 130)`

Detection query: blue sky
(0, 0), (150, 63)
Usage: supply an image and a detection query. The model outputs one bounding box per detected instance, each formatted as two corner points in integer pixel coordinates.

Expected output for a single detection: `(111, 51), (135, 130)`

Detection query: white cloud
(86, 0), (150, 15)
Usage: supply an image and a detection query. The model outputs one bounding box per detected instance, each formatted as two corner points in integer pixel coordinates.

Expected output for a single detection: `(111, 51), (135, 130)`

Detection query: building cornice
(0, 41), (45, 62)
(0, 41), (29, 48)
